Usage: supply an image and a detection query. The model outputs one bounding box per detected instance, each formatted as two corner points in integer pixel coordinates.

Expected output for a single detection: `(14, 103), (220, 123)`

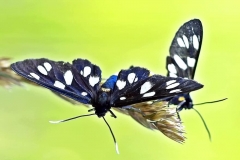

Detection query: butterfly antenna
(103, 116), (119, 154)
(192, 108), (211, 141)
(193, 98), (227, 106)
(176, 100), (186, 120)
(49, 113), (95, 124)
(192, 98), (227, 141)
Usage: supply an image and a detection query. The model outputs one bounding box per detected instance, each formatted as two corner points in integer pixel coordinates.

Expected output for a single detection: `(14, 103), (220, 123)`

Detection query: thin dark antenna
(192, 108), (211, 141)
(194, 98), (227, 106)
(49, 113), (95, 124)
(103, 116), (119, 154)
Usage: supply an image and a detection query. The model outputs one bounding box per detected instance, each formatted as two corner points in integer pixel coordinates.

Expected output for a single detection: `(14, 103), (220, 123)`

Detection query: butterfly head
(92, 90), (111, 117)
(169, 93), (193, 111)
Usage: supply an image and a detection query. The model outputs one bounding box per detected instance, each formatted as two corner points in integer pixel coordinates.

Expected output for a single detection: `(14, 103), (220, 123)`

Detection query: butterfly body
(167, 93), (193, 111)
(93, 90), (111, 117)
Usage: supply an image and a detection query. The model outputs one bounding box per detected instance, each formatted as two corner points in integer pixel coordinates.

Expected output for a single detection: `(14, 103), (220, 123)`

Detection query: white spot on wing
(166, 80), (176, 86)
(81, 92), (88, 96)
(127, 73), (136, 84)
(30, 73), (40, 80)
(116, 80), (126, 90)
(169, 89), (182, 93)
(83, 66), (91, 77)
(140, 81), (152, 94)
(173, 55), (187, 70)
(64, 70), (73, 85)
(54, 81), (65, 89)
(187, 57), (196, 67)
(167, 64), (177, 74)
(182, 35), (189, 49)
(120, 97), (126, 100)
(166, 82), (180, 89)
(193, 34), (199, 49)
(177, 38), (185, 47)
(134, 77), (138, 82)
(143, 91), (155, 97)
(43, 62), (52, 71)
(89, 76), (100, 87)
(169, 73), (177, 78)
(37, 65), (48, 75)
(80, 70), (83, 75)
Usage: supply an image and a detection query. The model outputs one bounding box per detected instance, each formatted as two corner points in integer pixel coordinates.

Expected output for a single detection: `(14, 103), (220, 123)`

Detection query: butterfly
(119, 19), (205, 143)
(11, 58), (203, 152)
(166, 19), (219, 140)
(166, 19), (203, 111)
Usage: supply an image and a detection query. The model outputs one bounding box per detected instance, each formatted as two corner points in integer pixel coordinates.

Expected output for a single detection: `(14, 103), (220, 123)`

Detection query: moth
(121, 19), (213, 143)
(166, 19), (203, 111)
(11, 58), (203, 153)
(166, 19), (227, 140)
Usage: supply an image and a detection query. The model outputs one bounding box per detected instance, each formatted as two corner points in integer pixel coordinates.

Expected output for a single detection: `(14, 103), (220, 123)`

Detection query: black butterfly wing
(110, 67), (203, 107)
(167, 19), (203, 79)
(11, 58), (101, 104)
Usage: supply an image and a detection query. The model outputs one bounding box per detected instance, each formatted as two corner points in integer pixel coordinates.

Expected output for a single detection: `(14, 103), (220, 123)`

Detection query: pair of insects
(11, 19), (208, 153)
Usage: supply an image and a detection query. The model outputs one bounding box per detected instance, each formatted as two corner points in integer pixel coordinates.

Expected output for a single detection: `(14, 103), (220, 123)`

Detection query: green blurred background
(0, 0), (239, 159)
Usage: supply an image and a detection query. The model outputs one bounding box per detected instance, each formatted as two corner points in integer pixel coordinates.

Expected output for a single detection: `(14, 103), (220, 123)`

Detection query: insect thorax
(170, 93), (193, 111)
(92, 90), (111, 117)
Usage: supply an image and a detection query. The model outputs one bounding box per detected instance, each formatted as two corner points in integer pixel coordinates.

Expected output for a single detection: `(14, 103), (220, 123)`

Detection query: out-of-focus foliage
(0, 57), (37, 88)
(0, 58), (22, 87)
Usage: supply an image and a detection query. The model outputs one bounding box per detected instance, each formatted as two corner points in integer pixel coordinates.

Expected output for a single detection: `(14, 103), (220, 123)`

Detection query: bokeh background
(0, 0), (239, 159)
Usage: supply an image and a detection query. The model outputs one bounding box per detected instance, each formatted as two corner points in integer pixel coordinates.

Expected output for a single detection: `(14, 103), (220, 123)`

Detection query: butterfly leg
(175, 100), (186, 120)
(109, 110), (117, 118)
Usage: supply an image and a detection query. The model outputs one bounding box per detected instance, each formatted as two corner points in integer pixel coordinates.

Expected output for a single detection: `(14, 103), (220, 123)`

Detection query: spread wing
(11, 58), (101, 104)
(107, 67), (203, 107)
(167, 19), (203, 79)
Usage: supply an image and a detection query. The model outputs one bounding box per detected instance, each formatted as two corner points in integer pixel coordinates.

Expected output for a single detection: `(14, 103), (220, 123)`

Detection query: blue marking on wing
(101, 75), (117, 90)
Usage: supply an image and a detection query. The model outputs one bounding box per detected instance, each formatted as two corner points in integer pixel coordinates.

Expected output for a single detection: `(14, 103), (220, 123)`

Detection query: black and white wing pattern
(165, 19), (212, 141)
(11, 58), (203, 148)
(165, 19), (203, 111)
(11, 58), (101, 104)
(108, 67), (203, 108)
(167, 19), (203, 79)
(11, 58), (203, 117)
